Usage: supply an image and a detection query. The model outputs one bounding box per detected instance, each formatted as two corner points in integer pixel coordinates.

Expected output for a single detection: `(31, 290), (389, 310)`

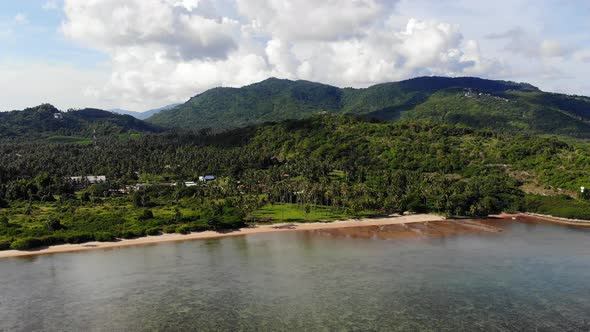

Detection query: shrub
(177, 225), (191, 234)
(64, 232), (94, 244)
(139, 209), (154, 221)
(121, 228), (144, 239)
(163, 225), (177, 233)
(45, 217), (63, 231)
(41, 195), (56, 202)
(10, 238), (42, 250)
(121, 230), (137, 239)
(0, 240), (11, 251)
(39, 235), (64, 247)
(189, 223), (209, 232)
(0, 198), (9, 208)
(94, 232), (116, 242)
(145, 228), (161, 236)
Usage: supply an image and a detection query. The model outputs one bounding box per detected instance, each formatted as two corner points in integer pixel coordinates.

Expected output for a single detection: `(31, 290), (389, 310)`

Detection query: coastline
(493, 212), (590, 227)
(0, 214), (445, 259)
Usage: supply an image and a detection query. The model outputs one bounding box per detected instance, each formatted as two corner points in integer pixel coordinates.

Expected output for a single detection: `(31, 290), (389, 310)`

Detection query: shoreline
(493, 212), (590, 227)
(0, 214), (445, 259)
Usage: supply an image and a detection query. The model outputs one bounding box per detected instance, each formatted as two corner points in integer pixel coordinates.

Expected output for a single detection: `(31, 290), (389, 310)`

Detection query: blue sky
(1, 0), (590, 112)
(0, 1), (106, 67)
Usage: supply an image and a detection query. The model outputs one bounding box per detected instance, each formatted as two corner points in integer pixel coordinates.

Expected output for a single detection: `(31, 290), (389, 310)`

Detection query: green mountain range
(147, 76), (590, 137)
(0, 104), (161, 140)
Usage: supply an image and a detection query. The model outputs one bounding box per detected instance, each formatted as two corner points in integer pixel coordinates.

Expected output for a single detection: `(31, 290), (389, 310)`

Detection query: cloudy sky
(1, 0), (589, 112)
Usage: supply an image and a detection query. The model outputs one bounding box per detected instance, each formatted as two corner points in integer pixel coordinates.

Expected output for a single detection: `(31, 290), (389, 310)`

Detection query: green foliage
(11, 238), (42, 250)
(403, 90), (590, 137)
(139, 209), (154, 221)
(145, 228), (161, 236)
(0, 239), (10, 250)
(94, 232), (116, 242)
(3, 114), (590, 251)
(524, 195), (590, 220)
(45, 216), (62, 231)
(0, 103), (161, 140)
(146, 76), (590, 138)
(177, 225), (191, 234)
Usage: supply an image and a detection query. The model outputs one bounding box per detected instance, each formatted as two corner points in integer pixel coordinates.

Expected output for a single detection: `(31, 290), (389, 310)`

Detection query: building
(68, 175), (107, 190)
(198, 175), (216, 182)
(69, 175), (107, 184)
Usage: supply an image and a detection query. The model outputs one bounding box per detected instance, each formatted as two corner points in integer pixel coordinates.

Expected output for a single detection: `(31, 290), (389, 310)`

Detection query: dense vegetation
(3, 114), (590, 250)
(0, 104), (161, 140)
(147, 76), (590, 137)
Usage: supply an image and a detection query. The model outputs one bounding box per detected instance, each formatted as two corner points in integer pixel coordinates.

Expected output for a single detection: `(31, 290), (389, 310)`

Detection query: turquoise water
(1, 219), (590, 331)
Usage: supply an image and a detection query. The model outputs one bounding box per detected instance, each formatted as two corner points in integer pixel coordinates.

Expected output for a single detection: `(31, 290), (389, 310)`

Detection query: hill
(147, 76), (590, 137)
(0, 104), (161, 140)
(110, 103), (180, 120)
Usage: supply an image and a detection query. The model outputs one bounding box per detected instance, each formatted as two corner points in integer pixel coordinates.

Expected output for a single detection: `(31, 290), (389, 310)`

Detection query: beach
(0, 214), (446, 259)
(493, 212), (590, 227)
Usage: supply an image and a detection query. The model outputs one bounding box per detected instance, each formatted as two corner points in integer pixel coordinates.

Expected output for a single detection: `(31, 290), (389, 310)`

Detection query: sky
(1, 0), (590, 112)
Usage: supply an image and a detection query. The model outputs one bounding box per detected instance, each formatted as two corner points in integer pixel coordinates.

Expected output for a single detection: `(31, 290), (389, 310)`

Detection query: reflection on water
(1, 218), (590, 331)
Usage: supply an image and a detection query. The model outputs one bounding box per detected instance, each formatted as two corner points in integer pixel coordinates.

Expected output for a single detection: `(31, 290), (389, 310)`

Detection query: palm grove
(3, 76), (590, 251)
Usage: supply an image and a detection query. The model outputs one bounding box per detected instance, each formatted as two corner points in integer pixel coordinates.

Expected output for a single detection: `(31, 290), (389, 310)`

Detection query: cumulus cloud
(60, 0), (504, 111)
(236, 0), (394, 41)
(62, 0), (239, 61)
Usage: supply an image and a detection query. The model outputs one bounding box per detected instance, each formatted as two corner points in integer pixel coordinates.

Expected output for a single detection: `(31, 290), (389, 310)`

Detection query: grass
(249, 203), (375, 223)
(47, 136), (93, 145)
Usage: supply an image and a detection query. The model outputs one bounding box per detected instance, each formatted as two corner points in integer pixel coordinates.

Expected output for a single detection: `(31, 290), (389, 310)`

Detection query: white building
(198, 175), (216, 182)
(69, 175), (107, 184)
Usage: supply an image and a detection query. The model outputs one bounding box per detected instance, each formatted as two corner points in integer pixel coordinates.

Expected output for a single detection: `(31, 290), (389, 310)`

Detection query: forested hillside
(0, 104), (161, 140)
(3, 115), (590, 250)
(147, 76), (590, 137)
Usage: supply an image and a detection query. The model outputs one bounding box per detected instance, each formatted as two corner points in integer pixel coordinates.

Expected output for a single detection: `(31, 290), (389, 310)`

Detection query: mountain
(110, 103), (180, 120)
(0, 104), (162, 140)
(147, 76), (590, 137)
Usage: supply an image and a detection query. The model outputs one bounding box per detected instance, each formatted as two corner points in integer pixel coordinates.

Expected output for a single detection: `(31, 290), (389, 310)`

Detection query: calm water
(1, 220), (590, 331)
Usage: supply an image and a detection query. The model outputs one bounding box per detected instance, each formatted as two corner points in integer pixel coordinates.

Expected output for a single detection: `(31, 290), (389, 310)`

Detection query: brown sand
(0, 214), (445, 259)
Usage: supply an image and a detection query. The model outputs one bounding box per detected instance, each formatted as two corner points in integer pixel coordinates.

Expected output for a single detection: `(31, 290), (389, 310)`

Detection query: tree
(45, 217), (62, 231)
(174, 207), (183, 223)
(133, 191), (151, 208)
(139, 209), (154, 221)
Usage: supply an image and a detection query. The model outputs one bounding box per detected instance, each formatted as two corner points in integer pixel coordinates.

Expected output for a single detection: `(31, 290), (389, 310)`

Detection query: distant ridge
(0, 104), (161, 139)
(110, 103), (180, 120)
(147, 76), (590, 137)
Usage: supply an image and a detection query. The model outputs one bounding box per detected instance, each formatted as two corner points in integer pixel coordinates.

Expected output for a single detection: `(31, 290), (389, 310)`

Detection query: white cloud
(236, 0), (394, 41)
(0, 61), (109, 112)
(574, 50), (590, 63)
(43, 0), (60, 10)
(62, 0), (239, 61)
(487, 27), (572, 59)
(49, 0), (589, 112)
(13, 13), (28, 25)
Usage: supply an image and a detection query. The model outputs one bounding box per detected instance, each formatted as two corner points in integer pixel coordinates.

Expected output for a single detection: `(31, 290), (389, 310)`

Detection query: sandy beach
(493, 212), (590, 227)
(0, 214), (445, 259)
